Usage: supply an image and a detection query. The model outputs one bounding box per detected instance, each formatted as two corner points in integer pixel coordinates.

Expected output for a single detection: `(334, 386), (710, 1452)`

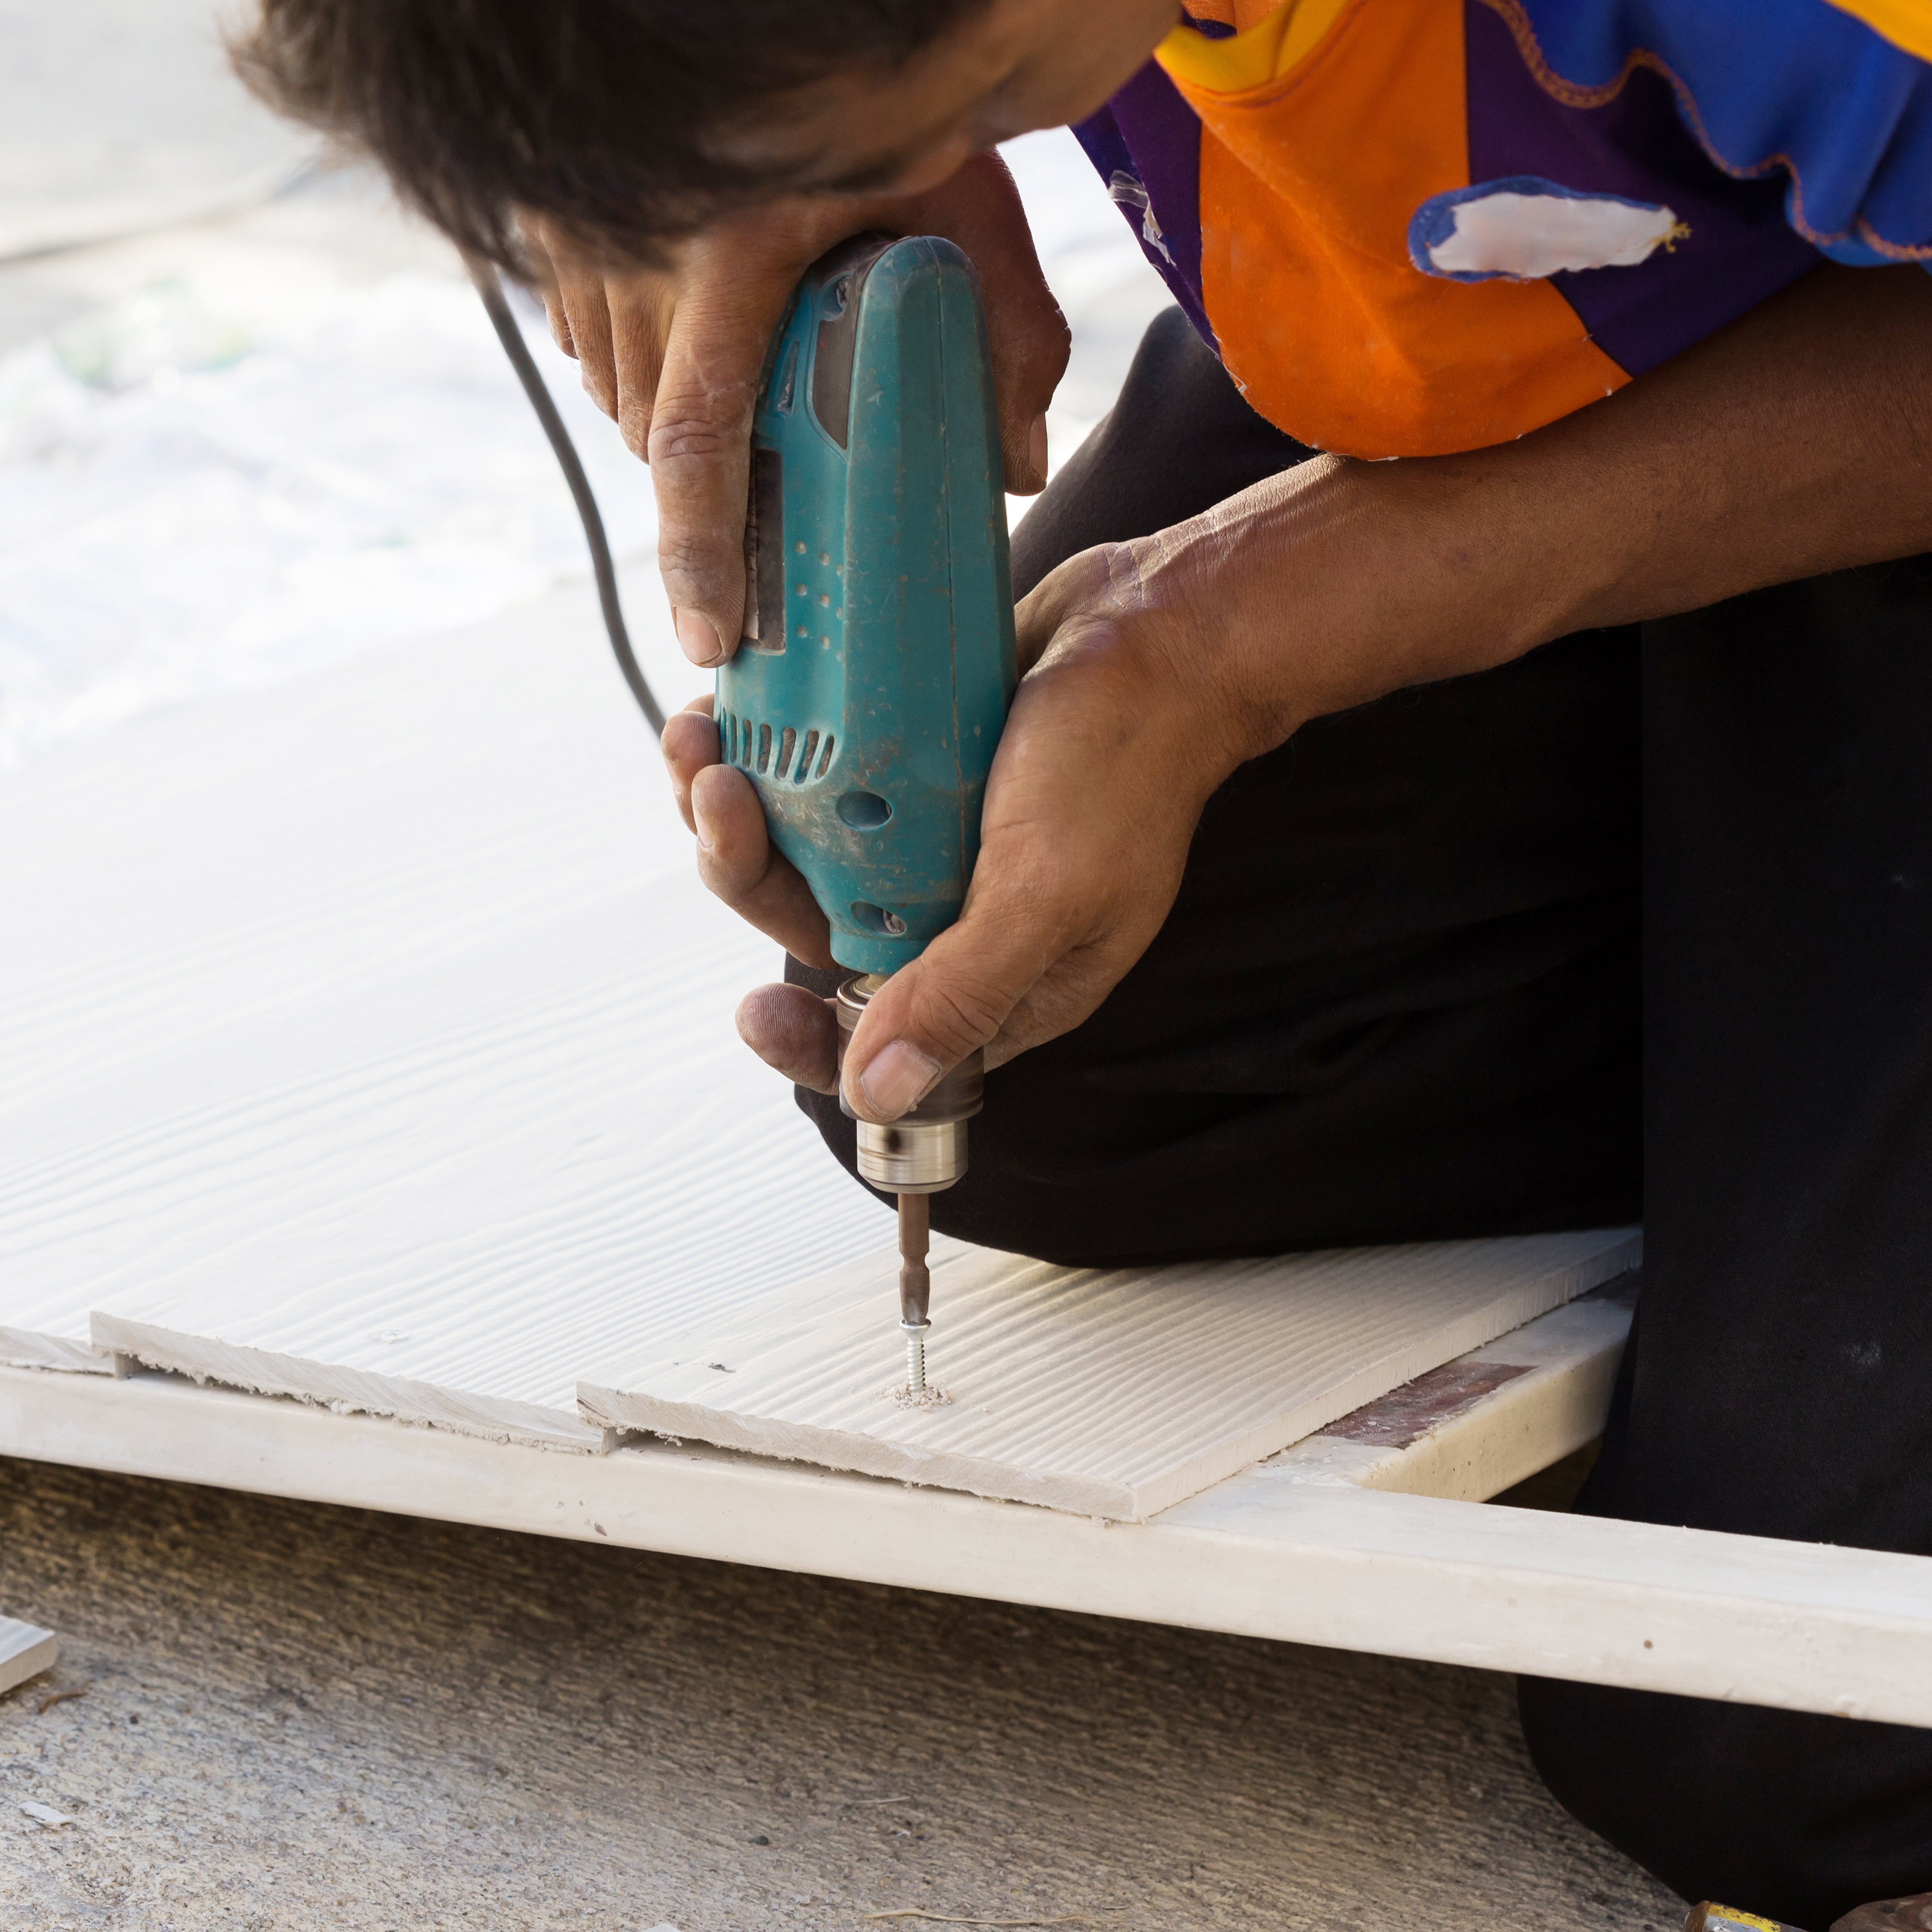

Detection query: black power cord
(468, 260), (667, 736)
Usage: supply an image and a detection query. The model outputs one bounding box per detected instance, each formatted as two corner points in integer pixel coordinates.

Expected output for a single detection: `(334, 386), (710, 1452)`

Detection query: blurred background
(0, 0), (1171, 772)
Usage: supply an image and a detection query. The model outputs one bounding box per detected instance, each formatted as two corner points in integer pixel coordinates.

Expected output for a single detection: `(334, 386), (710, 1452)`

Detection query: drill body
(715, 234), (1017, 979)
(716, 235), (1017, 1393)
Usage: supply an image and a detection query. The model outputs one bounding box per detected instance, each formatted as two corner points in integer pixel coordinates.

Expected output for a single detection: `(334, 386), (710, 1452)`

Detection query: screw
(902, 1319), (931, 1396)
(897, 1192), (932, 1399)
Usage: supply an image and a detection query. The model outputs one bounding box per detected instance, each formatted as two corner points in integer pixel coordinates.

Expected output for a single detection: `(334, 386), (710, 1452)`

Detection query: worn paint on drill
(716, 236), (1018, 976)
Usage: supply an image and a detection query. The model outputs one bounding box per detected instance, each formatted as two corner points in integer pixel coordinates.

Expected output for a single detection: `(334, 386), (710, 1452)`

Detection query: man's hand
(669, 261), (1932, 1122)
(663, 547), (1250, 1121)
(523, 151), (1068, 667)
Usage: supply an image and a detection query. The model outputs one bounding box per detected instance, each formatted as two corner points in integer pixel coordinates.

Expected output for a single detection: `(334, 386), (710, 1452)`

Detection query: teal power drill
(715, 234), (1018, 1398)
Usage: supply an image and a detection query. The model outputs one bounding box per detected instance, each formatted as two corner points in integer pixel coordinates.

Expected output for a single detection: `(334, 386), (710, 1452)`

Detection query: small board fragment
(0, 1616), (57, 1698)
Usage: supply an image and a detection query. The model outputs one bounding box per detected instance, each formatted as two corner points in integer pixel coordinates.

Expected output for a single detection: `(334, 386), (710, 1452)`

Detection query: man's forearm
(1459, 259), (1932, 632)
(1126, 261), (1932, 766)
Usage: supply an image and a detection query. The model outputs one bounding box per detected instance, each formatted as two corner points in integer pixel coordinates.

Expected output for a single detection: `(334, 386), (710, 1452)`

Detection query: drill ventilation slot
(719, 711), (833, 786)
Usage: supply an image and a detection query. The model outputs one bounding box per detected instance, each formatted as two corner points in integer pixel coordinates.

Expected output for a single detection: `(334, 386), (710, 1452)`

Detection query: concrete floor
(0, 1452), (1683, 1932)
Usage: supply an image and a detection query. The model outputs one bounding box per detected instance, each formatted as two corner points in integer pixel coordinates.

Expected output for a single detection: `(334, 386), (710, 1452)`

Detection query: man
(236, 2), (1932, 1920)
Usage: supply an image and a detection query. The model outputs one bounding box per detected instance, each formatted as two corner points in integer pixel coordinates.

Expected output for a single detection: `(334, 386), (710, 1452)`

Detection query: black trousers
(791, 306), (1932, 1925)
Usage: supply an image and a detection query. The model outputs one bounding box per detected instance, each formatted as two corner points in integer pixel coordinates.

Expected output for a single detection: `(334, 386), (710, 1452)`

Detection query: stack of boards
(1, 584), (1636, 1520)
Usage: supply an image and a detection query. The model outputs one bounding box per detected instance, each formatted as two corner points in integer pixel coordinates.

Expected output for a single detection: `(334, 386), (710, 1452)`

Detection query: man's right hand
(521, 150), (1070, 668)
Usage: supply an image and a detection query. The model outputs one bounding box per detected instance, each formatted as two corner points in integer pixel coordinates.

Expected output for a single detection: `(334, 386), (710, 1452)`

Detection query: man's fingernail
(1028, 414), (1048, 482)
(858, 1041), (943, 1121)
(690, 788), (715, 851)
(675, 607), (725, 667)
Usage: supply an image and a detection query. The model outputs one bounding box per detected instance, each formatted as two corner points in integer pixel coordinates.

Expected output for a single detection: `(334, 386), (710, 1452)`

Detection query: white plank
(0, 1615), (57, 1697)
(8, 1363), (1930, 1727)
(0, 587), (889, 1441)
(1268, 1287), (1634, 1500)
(578, 1228), (1640, 1519)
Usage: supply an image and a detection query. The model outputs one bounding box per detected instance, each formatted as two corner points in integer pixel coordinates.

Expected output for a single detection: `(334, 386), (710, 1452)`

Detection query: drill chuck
(835, 974), (981, 1194)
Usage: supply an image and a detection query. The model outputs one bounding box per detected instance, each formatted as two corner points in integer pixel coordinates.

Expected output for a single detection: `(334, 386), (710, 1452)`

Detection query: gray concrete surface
(0, 1452), (1683, 1931)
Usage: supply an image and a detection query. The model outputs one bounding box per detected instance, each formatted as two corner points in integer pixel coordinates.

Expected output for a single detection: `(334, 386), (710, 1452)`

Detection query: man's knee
(1519, 1676), (1932, 1929)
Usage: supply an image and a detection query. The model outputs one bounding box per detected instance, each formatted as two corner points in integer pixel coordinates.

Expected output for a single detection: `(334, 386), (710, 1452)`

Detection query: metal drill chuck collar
(835, 974), (983, 1195)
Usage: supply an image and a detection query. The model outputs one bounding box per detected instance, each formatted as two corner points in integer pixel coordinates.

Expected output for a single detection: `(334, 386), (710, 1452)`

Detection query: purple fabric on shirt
(1078, 6), (1828, 393)
(1463, 0), (1820, 375)
(1074, 59), (1217, 350)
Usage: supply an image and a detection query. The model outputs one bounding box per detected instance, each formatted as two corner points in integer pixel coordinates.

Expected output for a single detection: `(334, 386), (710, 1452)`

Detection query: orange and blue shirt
(1075, 0), (1932, 457)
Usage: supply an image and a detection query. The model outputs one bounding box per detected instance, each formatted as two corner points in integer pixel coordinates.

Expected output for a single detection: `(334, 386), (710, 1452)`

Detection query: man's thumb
(649, 256), (804, 663)
(838, 931), (1036, 1123)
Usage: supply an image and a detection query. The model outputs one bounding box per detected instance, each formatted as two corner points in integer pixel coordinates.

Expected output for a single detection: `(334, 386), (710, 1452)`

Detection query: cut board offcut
(0, 1616), (57, 1698)
(579, 1226), (1640, 1520)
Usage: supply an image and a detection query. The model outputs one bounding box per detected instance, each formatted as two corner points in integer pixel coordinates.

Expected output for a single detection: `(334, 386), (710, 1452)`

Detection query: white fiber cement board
(10, 1363), (1931, 1728)
(0, 586), (889, 1438)
(1, 571), (1624, 1476)
(0, 1615), (58, 1698)
(1268, 1287), (1637, 1501)
(78, 875), (877, 1451)
(578, 1227), (1641, 1519)
(0, 1325), (109, 1377)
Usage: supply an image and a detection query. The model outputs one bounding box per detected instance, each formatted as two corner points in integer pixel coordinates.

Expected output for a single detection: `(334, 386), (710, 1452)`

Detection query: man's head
(235, 0), (1180, 269)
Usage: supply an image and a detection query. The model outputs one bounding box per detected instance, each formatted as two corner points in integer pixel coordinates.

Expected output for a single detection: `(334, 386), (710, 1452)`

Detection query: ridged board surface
(579, 1226), (1641, 1519)
(1, 579), (1636, 1492)
(0, 585), (890, 1443)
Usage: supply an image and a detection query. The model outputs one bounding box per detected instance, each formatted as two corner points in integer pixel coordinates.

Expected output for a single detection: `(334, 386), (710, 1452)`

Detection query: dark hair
(231, 0), (985, 270)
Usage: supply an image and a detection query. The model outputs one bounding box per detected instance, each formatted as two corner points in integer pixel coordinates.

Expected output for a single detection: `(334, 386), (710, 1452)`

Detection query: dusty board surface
(579, 1227), (1640, 1519)
(0, 583), (889, 1439)
(0, 1614), (57, 1696)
